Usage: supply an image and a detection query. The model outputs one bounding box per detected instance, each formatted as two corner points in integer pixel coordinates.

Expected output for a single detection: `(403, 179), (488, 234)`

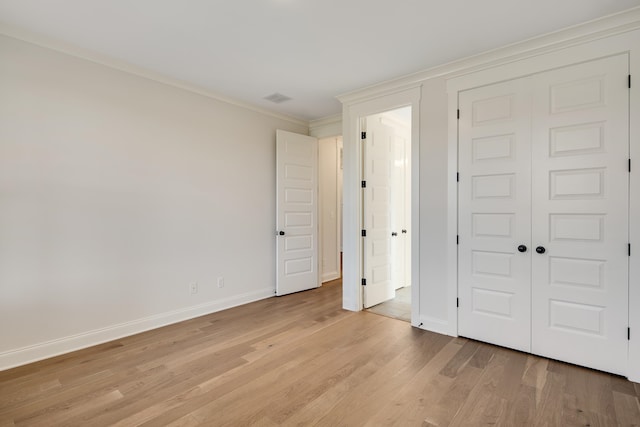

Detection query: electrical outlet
(217, 277), (224, 288)
(190, 282), (198, 294)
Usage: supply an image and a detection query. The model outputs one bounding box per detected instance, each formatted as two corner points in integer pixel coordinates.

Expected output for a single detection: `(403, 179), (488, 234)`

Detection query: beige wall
(0, 35), (307, 368)
(319, 137), (342, 282)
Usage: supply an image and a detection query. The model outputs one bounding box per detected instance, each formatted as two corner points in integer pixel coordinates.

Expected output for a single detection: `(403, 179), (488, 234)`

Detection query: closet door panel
(530, 54), (629, 375)
(458, 78), (533, 352)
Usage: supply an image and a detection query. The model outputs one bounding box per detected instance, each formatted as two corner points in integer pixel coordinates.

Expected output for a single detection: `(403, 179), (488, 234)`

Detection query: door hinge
(456, 172), (459, 182)
(361, 131), (366, 140)
(628, 327), (631, 340)
(629, 74), (632, 89)
(362, 278), (367, 286)
(361, 180), (366, 188)
(456, 235), (459, 245)
(456, 298), (459, 308)
(457, 109), (460, 119)
(629, 159), (631, 173)
(361, 229), (366, 237)
(629, 243), (631, 256)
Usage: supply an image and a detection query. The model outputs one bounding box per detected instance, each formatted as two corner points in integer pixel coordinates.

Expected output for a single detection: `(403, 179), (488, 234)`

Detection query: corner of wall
(0, 288), (274, 371)
(309, 114), (343, 139)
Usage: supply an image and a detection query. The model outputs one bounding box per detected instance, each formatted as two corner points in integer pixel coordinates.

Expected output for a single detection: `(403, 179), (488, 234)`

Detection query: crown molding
(309, 114), (341, 129)
(0, 23), (309, 128)
(308, 113), (343, 138)
(337, 81), (423, 107)
(338, 6), (640, 106)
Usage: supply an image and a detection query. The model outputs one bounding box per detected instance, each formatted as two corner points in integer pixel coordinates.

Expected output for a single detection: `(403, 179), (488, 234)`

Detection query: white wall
(0, 35), (308, 369)
(418, 78), (451, 328)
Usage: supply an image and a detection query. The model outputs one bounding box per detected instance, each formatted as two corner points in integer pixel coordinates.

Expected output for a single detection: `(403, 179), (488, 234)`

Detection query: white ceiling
(1, 1), (639, 121)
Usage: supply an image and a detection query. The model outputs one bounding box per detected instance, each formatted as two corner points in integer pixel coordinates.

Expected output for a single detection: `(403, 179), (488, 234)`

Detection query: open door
(390, 118), (411, 291)
(276, 130), (319, 296)
(362, 115), (395, 308)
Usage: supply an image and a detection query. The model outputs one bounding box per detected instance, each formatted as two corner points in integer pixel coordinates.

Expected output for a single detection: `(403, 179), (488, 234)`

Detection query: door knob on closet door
(391, 232), (398, 236)
(279, 231), (285, 236)
(517, 245), (527, 253)
(536, 246), (546, 254)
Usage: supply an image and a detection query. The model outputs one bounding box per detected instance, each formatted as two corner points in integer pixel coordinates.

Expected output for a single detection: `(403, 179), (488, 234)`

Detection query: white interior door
(276, 130), (319, 296)
(458, 77), (533, 353)
(363, 115), (394, 308)
(530, 54), (629, 375)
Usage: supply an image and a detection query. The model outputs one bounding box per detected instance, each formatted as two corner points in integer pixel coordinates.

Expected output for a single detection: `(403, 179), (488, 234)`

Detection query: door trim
(342, 86), (421, 326)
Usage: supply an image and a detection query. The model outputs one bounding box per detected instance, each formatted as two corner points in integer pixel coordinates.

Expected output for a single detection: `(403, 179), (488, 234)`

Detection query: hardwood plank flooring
(366, 286), (411, 322)
(1, 279), (639, 426)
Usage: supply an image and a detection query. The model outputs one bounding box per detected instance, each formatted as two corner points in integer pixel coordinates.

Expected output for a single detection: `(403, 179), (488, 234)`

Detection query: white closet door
(458, 78), (533, 352)
(530, 55), (629, 375)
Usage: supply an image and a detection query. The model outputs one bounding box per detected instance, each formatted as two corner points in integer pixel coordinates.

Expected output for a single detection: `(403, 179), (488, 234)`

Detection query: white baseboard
(321, 271), (340, 283)
(0, 287), (275, 371)
(417, 315), (456, 337)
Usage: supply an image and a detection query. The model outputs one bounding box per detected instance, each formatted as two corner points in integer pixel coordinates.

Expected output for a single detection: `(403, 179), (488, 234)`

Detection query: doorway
(319, 136), (343, 283)
(275, 129), (344, 295)
(362, 106), (412, 322)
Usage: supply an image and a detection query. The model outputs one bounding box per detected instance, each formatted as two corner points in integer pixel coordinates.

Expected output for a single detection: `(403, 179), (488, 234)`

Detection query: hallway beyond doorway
(366, 286), (411, 322)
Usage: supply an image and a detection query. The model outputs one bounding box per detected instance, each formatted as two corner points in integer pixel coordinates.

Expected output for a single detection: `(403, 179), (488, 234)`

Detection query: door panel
(363, 115), (394, 308)
(458, 78), (533, 353)
(276, 130), (319, 296)
(530, 54), (629, 375)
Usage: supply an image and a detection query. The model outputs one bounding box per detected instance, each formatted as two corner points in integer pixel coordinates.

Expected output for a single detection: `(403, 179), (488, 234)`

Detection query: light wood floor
(367, 286), (411, 322)
(1, 279), (639, 426)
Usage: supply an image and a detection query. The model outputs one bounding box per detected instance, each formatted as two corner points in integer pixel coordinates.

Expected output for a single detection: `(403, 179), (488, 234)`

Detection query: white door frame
(341, 86), (421, 325)
(447, 29), (640, 381)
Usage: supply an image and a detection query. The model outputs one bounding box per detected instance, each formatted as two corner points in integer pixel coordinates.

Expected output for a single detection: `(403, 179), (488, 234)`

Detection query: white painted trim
(628, 31), (640, 384)
(0, 24), (308, 128)
(0, 288), (274, 371)
(335, 137), (343, 282)
(338, 82), (427, 111)
(446, 33), (638, 93)
(446, 29), (640, 381)
(322, 271), (341, 283)
(445, 91), (460, 338)
(409, 102), (421, 328)
(338, 7), (640, 106)
(341, 105), (358, 311)
(341, 86), (421, 322)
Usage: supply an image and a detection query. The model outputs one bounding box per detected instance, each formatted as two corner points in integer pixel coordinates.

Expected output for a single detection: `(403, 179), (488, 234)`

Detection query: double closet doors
(458, 54), (629, 375)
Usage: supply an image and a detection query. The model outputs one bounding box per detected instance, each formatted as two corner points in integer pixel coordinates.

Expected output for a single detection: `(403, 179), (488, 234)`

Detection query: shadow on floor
(366, 286), (411, 322)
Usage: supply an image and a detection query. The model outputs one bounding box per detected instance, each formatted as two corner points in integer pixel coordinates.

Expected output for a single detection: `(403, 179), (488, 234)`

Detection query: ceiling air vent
(264, 93), (292, 104)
